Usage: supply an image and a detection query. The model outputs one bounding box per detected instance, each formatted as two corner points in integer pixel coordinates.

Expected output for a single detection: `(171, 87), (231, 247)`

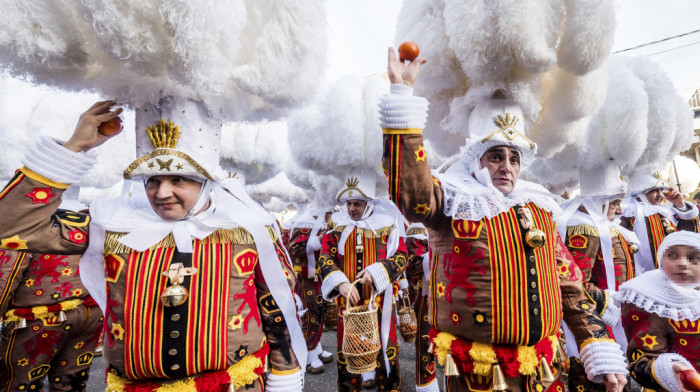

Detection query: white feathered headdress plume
(0, 77), (134, 192)
(0, 1), (327, 121)
(287, 74), (390, 195)
(394, 0), (616, 158)
(220, 121), (288, 185)
(529, 55), (694, 198)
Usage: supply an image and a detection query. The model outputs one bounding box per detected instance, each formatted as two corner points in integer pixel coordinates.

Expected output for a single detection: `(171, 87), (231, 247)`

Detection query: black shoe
(320, 352), (333, 364)
(306, 364), (325, 374)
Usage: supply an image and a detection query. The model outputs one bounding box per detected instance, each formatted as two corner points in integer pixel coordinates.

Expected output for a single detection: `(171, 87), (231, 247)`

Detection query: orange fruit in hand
(681, 369), (700, 392)
(398, 41), (420, 62)
(97, 116), (123, 136)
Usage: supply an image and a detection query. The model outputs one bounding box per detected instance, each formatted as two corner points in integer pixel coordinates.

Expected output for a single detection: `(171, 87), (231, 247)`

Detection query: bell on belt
(491, 363), (508, 391)
(525, 229), (546, 248)
(57, 310), (67, 322)
(444, 353), (460, 377)
(16, 318), (27, 329)
(665, 227), (676, 234)
(537, 357), (556, 383)
(228, 383), (236, 392)
(629, 243), (639, 254)
(355, 233), (364, 254)
(161, 283), (189, 307)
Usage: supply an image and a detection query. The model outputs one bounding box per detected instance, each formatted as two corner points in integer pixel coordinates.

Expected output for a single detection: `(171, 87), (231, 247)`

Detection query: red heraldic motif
(31, 254), (69, 284)
(104, 253), (125, 283)
(67, 228), (87, 244)
(452, 220), (483, 239)
(25, 187), (55, 204)
(444, 240), (486, 306)
(234, 275), (261, 334)
(233, 249), (257, 276)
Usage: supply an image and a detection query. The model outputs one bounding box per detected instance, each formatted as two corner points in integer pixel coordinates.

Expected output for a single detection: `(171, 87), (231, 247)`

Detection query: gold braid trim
(122, 149), (214, 180)
(406, 227), (428, 236)
(104, 227), (278, 254)
(331, 224), (394, 238)
(566, 224), (620, 238)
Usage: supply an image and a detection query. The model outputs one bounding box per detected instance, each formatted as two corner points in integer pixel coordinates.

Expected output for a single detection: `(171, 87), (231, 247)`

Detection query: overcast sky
(326, 0), (700, 98)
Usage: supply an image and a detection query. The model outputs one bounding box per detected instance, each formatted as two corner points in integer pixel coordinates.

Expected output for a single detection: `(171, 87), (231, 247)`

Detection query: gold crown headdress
(146, 119), (181, 149)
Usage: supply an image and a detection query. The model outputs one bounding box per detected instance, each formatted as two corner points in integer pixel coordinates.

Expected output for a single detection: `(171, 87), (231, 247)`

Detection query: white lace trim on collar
(616, 270), (700, 322)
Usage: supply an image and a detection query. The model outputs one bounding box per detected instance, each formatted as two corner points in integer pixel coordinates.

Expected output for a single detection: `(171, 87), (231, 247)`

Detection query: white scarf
(622, 197), (678, 275)
(81, 179), (308, 371)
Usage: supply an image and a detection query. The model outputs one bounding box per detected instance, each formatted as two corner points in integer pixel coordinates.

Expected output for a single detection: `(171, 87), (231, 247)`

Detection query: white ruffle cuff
(652, 353), (694, 392)
(674, 202), (699, 220)
(378, 84), (429, 129)
(265, 370), (303, 392)
(365, 263), (391, 294)
(579, 341), (629, 382)
(20, 137), (97, 185)
(321, 270), (350, 301)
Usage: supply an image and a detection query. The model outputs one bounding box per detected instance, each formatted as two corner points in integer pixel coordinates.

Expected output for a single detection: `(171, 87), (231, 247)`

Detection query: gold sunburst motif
(481, 113), (536, 149)
(346, 177), (359, 188)
(146, 119), (181, 149)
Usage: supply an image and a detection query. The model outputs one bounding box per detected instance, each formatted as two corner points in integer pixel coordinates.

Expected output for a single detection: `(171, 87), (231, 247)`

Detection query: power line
(613, 29), (700, 53)
(648, 41), (700, 56)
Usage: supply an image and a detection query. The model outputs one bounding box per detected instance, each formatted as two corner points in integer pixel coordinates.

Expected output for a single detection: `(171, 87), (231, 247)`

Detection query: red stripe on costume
(0, 173), (25, 201)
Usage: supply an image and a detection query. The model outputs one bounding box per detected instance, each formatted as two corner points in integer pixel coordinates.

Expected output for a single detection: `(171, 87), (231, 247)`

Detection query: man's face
(346, 199), (367, 221)
(145, 175), (202, 221)
(661, 245), (700, 286)
(645, 188), (665, 205)
(479, 146), (521, 195)
(606, 199), (622, 221)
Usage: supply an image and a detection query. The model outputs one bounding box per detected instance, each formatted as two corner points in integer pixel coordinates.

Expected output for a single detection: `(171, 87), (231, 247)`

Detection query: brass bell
(492, 363), (508, 391)
(16, 318), (27, 329)
(444, 353), (460, 376)
(57, 310), (67, 322)
(160, 283), (189, 307)
(665, 227), (675, 234)
(355, 244), (364, 254)
(629, 244), (639, 254)
(537, 357), (556, 383)
(554, 342), (566, 363)
(228, 383), (236, 392)
(525, 229), (546, 248)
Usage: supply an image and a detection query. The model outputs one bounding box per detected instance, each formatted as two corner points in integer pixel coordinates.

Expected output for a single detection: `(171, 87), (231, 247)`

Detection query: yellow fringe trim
(4, 299), (82, 322)
(432, 332), (560, 376)
(517, 345), (538, 375)
(406, 227), (428, 236)
(104, 227), (278, 254)
(106, 352), (264, 391)
(328, 221), (394, 238)
(432, 332), (457, 366)
(566, 224), (619, 238)
(469, 341), (497, 375)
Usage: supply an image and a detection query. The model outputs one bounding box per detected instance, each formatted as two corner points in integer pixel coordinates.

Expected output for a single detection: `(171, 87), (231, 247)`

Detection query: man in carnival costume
(0, 189), (102, 392)
(404, 222), (438, 392)
(556, 162), (641, 392)
(0, 99), (306, 391)
(286, 202), (334, 374)
(379, 49), (629, 392)
(621, 171), (699, 274)
(317, 170), (408, 392)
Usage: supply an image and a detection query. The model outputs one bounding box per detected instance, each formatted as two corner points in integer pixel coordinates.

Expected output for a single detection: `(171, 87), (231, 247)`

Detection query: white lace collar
(435, 167), (561, 221)
(616, 270), (700, 322)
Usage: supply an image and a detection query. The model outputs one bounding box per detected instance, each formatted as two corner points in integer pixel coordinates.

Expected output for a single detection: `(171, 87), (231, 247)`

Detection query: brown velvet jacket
(0, 168), (299, 382)
(382, 129), (611, 350)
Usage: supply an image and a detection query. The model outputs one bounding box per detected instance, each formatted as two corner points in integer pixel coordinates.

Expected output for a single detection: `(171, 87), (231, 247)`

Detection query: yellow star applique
(175, 163), (184, 170)
(641, 334), (659, 350)
(436, 282), (445, 298)
(111, 323), (125, 341)
(229, 314), (244, 331)
(413, 203), (430, 215)
(0, 235), (28, 250)
(414, 145), (427, 162)
(147, 161), (155, 169)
